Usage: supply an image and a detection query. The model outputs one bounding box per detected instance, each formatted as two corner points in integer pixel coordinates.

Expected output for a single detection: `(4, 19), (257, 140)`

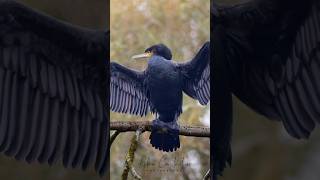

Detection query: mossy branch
(121, 129), (143, 180)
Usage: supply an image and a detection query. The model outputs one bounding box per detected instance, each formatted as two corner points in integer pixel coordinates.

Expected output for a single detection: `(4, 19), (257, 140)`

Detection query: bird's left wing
(110, 62), (150, 116)
(0, 1), (108, 175)
(177, 42), (210, 105)
(230, 0), (320, 139)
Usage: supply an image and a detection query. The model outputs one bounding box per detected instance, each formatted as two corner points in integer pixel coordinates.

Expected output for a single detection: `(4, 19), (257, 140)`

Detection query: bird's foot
(152, 119), (179, 135)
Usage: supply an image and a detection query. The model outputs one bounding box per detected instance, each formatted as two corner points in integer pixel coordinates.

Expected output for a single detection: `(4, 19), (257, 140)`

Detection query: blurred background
(0, 0), (107, 180)
(217, 1), (320, 180)
(110, 0), (210, 179)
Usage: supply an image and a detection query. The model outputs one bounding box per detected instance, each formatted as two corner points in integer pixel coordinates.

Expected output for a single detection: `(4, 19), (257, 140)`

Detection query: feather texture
(0, 0), (109, 175)
(110, 62), (150, 116)
(178, 42), (210, 105)
(216, 0), (320, 139)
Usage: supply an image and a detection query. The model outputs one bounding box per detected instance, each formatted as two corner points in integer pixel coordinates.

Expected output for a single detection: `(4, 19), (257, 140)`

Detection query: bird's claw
(152, 119), (179, 135)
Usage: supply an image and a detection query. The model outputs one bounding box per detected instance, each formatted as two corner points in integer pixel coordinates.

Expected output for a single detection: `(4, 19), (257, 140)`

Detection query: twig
(121, 129), (143, 180)
(110, 130), (120, 147)
(203, 169), (210, 180)
(130, 166), (142, 180)
(110, 121), (210, 137)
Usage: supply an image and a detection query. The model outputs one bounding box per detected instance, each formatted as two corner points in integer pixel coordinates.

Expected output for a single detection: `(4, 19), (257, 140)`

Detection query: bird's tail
(149, 117), (180, 152)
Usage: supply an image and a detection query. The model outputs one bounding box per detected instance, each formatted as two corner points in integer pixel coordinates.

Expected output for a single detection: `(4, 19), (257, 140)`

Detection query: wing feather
(230, 0), (320, 138)
(0, 0), (109, 175)
(177, 42), (210, 105)
(110, 62), (150, 116)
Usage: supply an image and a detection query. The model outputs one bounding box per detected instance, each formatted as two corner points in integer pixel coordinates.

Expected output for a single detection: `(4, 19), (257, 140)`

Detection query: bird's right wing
(110, 62), (150, 116)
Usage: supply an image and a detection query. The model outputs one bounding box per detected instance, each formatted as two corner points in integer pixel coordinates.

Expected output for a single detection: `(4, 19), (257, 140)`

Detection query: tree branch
(203, 169), (210, 180)
(110, 121), (210, 137)
(109, 130), (120, 147)
(122, 129), (143, 180)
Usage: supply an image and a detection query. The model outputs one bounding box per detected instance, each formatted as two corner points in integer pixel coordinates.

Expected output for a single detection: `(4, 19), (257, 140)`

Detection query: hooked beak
(131, 52), (153, 60)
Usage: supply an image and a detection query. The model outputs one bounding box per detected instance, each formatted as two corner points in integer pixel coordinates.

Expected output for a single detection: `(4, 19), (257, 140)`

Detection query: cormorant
(111, 43), (210, 152)
(212, 0), (319, 179)
(0, 0), (109, 175)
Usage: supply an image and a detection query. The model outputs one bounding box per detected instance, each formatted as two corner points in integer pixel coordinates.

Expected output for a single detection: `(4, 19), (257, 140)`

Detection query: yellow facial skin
(131, 51), (153, 59)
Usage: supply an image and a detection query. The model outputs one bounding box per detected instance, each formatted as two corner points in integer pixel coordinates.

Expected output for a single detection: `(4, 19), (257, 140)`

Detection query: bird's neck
(152, 55), (171, 61)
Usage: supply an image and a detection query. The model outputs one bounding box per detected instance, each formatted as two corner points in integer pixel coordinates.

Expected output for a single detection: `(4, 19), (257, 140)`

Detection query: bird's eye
(146, 51), (153, 56)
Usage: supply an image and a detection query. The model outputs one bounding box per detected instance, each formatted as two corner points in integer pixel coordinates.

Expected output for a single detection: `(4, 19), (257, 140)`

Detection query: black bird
(0, 0), (108, 175)
(111, 43), (210, 152)
(212, 0), (319, 179)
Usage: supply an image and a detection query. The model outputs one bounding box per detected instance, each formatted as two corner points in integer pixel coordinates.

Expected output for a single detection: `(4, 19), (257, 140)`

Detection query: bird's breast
(147, 59), (181, 87)
(145, 58), (183, 113)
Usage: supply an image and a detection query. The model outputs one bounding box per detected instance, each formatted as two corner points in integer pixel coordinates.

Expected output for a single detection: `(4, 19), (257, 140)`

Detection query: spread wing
(177, 42), (210, 105)
(226, 0), (320, 139)
(110, 62), (150, 116)
(0, 1), (108, 175)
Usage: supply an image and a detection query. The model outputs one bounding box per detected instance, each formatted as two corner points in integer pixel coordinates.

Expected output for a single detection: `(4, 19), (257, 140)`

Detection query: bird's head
(132, 44), (172, 60)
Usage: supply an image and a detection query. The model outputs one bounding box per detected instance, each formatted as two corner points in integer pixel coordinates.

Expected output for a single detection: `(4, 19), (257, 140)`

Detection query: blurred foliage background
(0, 0), (107, 180)
(216, 0), (320, 180)
(110, 0), (209, 179)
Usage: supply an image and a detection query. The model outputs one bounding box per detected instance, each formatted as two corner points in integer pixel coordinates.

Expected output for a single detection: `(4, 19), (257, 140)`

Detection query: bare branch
(203, 169), (210, 180)
(130, 166), (142, 180)
(109, 130), (120, 147)
(110, 121), (210, 137)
